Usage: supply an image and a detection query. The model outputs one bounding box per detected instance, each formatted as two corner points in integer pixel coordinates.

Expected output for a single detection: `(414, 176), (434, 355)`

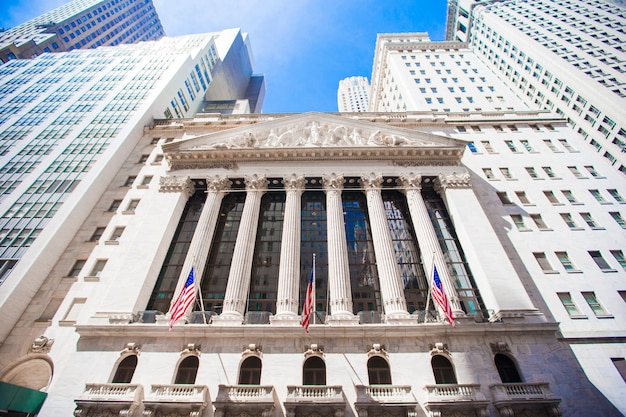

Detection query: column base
(326, 313), (360, 325)
(384, 311), (415, 325)
(212, 313), (244, 326)
(270, 313), (301, 326)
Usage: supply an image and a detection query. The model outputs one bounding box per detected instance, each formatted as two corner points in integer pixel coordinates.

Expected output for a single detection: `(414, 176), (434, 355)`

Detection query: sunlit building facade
(337, 76), (370, 112)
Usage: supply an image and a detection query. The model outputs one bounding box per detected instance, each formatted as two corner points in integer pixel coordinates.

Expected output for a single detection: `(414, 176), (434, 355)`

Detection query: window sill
(84, 275), (101, 282)
(538, 228), (554, 231)
(122, 210), (135, 215)
(600, 269), (618, 273)
(543, 270), (560, 274)
(599, 202), (613, 205)
(595, 314), (614, 319)
(565, 270), (583, 274)
(569, 227), (585, 231)
(137, 185), (149, 189)
(569, 314), (588, 320)
(518, 228), (532, 232)
(59, 320), (77, 327)
(548, 177), (563, 180)
(62, 276), (78, 283)
(104, 240), (119, 246)
(591, 227), (606, 231)
(571, 202), (584, 205)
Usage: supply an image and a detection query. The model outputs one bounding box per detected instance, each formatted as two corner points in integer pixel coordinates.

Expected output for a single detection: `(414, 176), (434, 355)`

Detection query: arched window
(431, 355), (457, 384)
(174, 356), (199, 384)
(367, 356), (392, 385)
(112, 355), (137, 383)
(495, 353), (523, 383)
(303, 356), (326, 385)
(238, 356), (262, 385)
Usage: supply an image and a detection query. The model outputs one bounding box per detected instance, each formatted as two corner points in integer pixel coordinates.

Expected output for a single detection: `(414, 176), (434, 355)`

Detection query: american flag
(168, 267), (196, 330)
(301, 266), (314, 333)
(432, 264), (456, 327)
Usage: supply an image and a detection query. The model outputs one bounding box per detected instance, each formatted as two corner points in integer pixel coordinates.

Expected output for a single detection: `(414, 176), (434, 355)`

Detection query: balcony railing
(148, 384), (208, 403)
(79, 383), (143, 402)
(216, 385), (277, 402)
(355, 385), (417, 404)
(425, 384), (486, 402)
(490, 383), (556, 401)
(285, 385), (345, 404)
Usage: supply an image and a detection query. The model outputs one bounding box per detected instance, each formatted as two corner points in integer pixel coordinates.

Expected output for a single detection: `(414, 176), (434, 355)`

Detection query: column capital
(245, 174), (268, 191)
(360, 172), (384, 190)
(283, 174), (306, 192)
(398, 173), (422, 190)
(206, 176), (231, 193)
(437, 172), (471, 191)
(322, 173), (344, 192)
(159, 176), (195, 198)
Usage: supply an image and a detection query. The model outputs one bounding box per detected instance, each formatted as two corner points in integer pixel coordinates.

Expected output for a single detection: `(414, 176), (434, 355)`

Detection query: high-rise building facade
(369, 32), (626, 414)
(0, 30), (264, 414)
(446, 0), (626, 173)
(337, 76), (370, 112)
(0, 0), (165, 63)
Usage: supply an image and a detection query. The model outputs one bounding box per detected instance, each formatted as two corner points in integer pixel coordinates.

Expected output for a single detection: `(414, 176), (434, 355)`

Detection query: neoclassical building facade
(1, 112), (621, 417)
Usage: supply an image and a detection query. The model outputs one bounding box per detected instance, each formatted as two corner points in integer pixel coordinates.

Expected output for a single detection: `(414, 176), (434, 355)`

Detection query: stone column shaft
(323, 174), (355, 320)
(399, 174), (463, 314)
(273, 174), (305, 322)
(218, 175), (268, 322)
(361, 173), (410, 321)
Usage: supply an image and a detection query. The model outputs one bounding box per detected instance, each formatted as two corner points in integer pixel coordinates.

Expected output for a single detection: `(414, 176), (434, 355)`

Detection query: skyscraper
(337, 76), (370, 112)
(447, 0), (626, 173)
(0, 0), (165, 63)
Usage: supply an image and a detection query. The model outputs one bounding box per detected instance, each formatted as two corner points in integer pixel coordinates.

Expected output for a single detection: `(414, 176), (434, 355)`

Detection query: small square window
(534, 252), (555, 272)
(580, 212), (599, 228)
(109, 226), (125, 241)
(561, 190), (578, 203)
(141, 176), (153, 186)
(560, 213), (578, 229)
(123, 176), (136, 187)
(150, 138), (160, 145)
(556, 251), (577, 271)
(607, 189), (624, 203)
(611, 358), (626, 383)
(610, 250), (626, 270)
(558, 292), (583, 316)
(500, 168), (513, 179)
(138, 154), (149, 163)
(526, 167), (539, 179)
(68, 260), (86, 277)
(543, 191), (560, 204)
(609, 212), (625, 228)
(89, 259), (107, 277)
(515, 191), (531, 205)
(585, 165), (601, 177)
(125, 199), (140, 213)
(108, 200), (122, 212)
(582, 291), (609, 316)
(481, 141), (494, 153)
(510, 214), (527, 230)
(542, 166), (557, 178)
(589, 251), (613, 271)
(531, 214), (549, 229)
(497, 192), (512, 204)
(589, 189), (606, 203)
(153, 154), (164, 164)
(483, 168), (495, 179)
(90, 227), (105, 242)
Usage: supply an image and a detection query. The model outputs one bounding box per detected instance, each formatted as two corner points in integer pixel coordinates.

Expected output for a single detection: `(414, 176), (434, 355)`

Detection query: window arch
(238, 356), (262, 385)
(303, 356), (326, 385)
(431, 355), (457, 384)
(367, 356), (392, 385)
(495, 353), (523, 383)
(174, 355), (199, 384)
(111, 355), (137, 383)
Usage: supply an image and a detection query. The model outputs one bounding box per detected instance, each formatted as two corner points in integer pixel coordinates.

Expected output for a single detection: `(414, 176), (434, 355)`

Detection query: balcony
(424, 384), (489, 417)
(284, 385), (347, 417)
(142, 384), (212, 417)
(74, 383), (144, 417)
(354, 385), (419, 417)
(214, 385), (282, 417)
(490, 383), (561, 416)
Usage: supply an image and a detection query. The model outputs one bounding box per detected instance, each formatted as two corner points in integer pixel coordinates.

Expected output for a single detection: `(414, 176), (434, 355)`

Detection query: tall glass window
(248, 190), (284, 314)
(343, 187), (381, 314)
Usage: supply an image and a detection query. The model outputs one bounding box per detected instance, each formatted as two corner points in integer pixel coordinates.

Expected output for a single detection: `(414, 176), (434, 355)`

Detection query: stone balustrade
(80, 383), (143, 401)
(285, 385), (345, 403)
(355, 384), (416, 404)
(148, 384), (208, 402)
(425, 384), (485, 402)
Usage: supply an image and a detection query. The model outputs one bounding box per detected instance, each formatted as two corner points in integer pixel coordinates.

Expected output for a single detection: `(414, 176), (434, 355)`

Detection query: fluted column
(437, 172), (542, 322)
(169, 176), (231, 320)
(398, 173), (463, 315)
(216, 174), (268, 324)
(360, 173), (411, 323)
(272, 174), (305, 323)
(322, 173), (356, 322)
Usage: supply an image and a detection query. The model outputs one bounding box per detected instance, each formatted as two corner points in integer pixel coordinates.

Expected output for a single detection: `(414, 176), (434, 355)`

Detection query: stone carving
(304, 344), (324, 358)
(490, 342), (511, 354)
(437, 172), (471, 190)
(367, 343), (387, 358)
(182, 343), (200, 356)
(122, 342), (141, 355)
(429, 342), (450, 356)
(206, 176), (231, 192)
(360, 173), (384, 190)
(29, 335), (54, 354)
(398, 173), (422, 190)
(283, 174), (306, 191)
(245, 174), (268, 191)
(243, 343), (262, 357)
(321, 173), (344, 191)
(203, 121), (429, 150)
(158, 176), (195, 197)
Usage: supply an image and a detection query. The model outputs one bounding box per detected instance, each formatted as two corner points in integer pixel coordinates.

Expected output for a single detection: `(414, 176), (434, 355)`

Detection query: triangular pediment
(163, 112), (466, 169)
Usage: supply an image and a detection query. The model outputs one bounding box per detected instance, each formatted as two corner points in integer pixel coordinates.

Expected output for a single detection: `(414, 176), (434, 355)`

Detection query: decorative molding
(158, 176), (195, 197)
(182, 343), (200, 356)
(304, 343), (324, 358)
(242, 343), (263, 357)
(122, 342), (141, 355)
(322, 173), (344, 191)
(367, 343), (388, 358)
(29, 335), (54, 354)
(490, 342), (511, 354)
(437, 172), (471, 190)
(429, 342), (450, 356)
(245, 174), (268, 191)
(283, 174), (306, 191)
(398, 173), (422, 190)
(206, 176), (231, 192)
(360, 173), (384, 190)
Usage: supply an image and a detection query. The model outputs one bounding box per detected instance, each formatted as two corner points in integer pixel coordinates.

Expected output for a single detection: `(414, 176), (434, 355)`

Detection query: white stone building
(337, 76), (370, 112)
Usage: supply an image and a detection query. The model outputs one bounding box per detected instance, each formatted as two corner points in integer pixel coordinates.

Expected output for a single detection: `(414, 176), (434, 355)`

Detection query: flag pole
(191, 257), (207, 324)
(312, 253), (316, 325)
(424, 252), (435, 319)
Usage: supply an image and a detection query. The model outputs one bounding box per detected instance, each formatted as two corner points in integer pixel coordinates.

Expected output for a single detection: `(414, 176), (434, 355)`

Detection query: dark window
(112, 355), (137, 383)
(367, 356), (392, 385)
(238, 356), (262, 385)
(303, 356), (326, 385)
(432, 355), (457, 384)
(495, 354), (523, 383)
(175, 356), (199, 384)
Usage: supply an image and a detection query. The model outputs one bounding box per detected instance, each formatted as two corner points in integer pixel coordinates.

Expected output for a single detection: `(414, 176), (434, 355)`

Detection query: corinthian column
(215, 174), (268, 325)
(322, 173), (357, 323)
(398, 173), (463, 315)
(360, 173), (411, 323)
(272, 174), (305, 324)
(169, 176), (231, 323)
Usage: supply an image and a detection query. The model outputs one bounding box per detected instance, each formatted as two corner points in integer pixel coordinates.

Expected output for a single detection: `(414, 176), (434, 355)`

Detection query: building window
(483, 168), (495, 179)
(500, 168), (513, 179)
(561, 190), (578, 204)
(534, 252), (555, 272)
(580, 212), (600, 228)
(581, 291), (609, 317)
(558, 292), (583, 317)
(543, 191), (560, 204)
(589, 189), (606, 203)
(543, 139), (559, 152)
(530, 214), (549, 230)
(89, 259), (107, 277)
(108, 199), (122, 212)
(607, 189), (624, 203)
(431, 355), (457, 384)
(90, 227), (105, 242)
(238, 356), (262, 385)
(505, 140), (518, 152)
(174, 356), (199, 384)
(123, 176), (136, 187)
(558, 139), (576, 152)
(610, 250), (626, 270)
(568, 166), (584, 178)
(138, 154), (149, 163)
(609, 212), (626, 229)
(367, 356), (392, 385)
(525, 167), (539, 179)
(542, 166), (557, 179)
(125, 199), (140, 213)
(612, 358), (626, 383)
(481, 141), (494, 153)
(150, 138), (160, 145)
(585, 166), (601, 177)
(560, 213), (579, 229)
(515, 191), (531, 205)
(68, 260), (86, 277)
(494, 354), (522, 383)
(556, 251), (577, 271)
(140, 176), (153, 187)
(589, 251), (613, 271)
(520, 140), (533, 152)
(497, 192), (512, 205)
(467, 142), (477, 153)
(109, 227), (125, 241)
(111, 355), (137, 383)
(303, 356), (326, 385)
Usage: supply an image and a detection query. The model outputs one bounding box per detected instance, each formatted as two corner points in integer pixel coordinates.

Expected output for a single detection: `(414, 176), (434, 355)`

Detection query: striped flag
(168, 267), (196, 330)
(301, 266), (314, 333)
(432, 264), (455, 327)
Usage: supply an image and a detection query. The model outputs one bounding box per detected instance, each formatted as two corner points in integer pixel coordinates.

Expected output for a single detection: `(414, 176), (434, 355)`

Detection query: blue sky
(0, 0), (447, 113)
